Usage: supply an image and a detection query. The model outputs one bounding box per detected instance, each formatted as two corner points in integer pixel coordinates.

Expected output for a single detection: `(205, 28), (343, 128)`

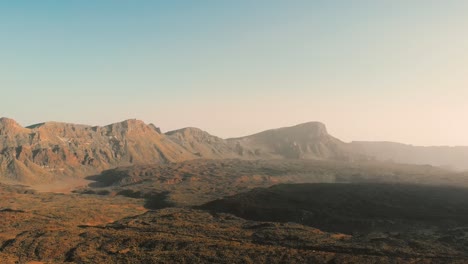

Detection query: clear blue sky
(1, 1), (468, 145)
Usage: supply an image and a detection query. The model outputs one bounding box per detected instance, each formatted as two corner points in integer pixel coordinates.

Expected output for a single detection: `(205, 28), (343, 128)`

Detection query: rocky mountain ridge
(0, 118), (194, 183)
(226, 122), (355, 160)
(1, 117), (467, 184)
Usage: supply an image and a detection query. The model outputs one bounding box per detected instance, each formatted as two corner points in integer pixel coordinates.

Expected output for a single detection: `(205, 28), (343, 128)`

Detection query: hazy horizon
(2, 1), (468, 146)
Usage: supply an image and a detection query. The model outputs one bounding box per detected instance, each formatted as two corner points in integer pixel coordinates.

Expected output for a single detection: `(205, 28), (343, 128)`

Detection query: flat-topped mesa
(226, 121), (349, 160)
(232, 121), (330, 142)
(297, 121), (328, 134)
(0, 117), (28, 134)
(276, 121), (329, 138)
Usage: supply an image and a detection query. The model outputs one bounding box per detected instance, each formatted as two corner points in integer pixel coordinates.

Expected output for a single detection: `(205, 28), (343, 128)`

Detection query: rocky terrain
(165, 122), (359, 161)
(2, 173), (468, 263)
(80, 158), (467, 207)
(3, 206), (467, 264)
(0, 117), (194, 184)
(2, 117), (468, 185)
(1, 117), (468, 263)
(201, 183), (468, 234)
(0, 118), (360, 185)
(226, 122), (356, 160)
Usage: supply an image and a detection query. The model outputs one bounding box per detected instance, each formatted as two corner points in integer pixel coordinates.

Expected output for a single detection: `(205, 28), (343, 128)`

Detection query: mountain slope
(166, 122), (359, 161)
(165, 127), (239, 159)
(5, 116), (467, 184)
(0, 118), (194, 183)
(227, 122), (357, 161)
(0, 119), (369, 184)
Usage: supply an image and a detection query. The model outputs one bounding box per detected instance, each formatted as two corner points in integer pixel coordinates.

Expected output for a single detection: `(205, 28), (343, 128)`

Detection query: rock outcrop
(0, 118), (194, 183)
(0, 118), (364, 183)
(166, 122), (358, 161)
(227, 122), (356, 160)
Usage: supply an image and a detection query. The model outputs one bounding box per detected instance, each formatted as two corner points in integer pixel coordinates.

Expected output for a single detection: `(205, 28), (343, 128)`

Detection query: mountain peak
(100, 119), (161, 136)
(295, 121), (326, 129)
(0, 117), (20, 126)
(122, 118), (146, 125)
(237, 121), (329, 140)
(108, 119), (146, 127)
(227, 121), (347, 160)
(0, 117), (27, 134)
(286, 121), (328, 137)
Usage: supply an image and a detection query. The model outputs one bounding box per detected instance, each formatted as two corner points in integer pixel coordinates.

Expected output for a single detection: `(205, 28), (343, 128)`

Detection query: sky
(1, 1), (468, 146)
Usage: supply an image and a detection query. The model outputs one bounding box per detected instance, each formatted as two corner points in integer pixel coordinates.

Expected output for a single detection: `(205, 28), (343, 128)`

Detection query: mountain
(350, 141), (468, 171)
(3, 116), (467, 184)
(227, 122), (357, 161)
(0, 118), (194, 183)
(165, 127), (239, 159)
(1, 118), (358, 184)
(165, 122), (358, 161)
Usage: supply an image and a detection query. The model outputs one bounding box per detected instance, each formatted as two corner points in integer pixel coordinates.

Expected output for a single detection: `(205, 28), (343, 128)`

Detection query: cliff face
(0, 118), (360, 184)
(0, 118), (195, 183)
(166, 122), (357, 161)
(226, 122), (356, 161)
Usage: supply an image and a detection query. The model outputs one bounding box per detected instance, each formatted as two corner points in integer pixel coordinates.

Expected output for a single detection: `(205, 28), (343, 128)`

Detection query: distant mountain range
(350, 141), (468, 171)
(1, 117), (467, 183)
